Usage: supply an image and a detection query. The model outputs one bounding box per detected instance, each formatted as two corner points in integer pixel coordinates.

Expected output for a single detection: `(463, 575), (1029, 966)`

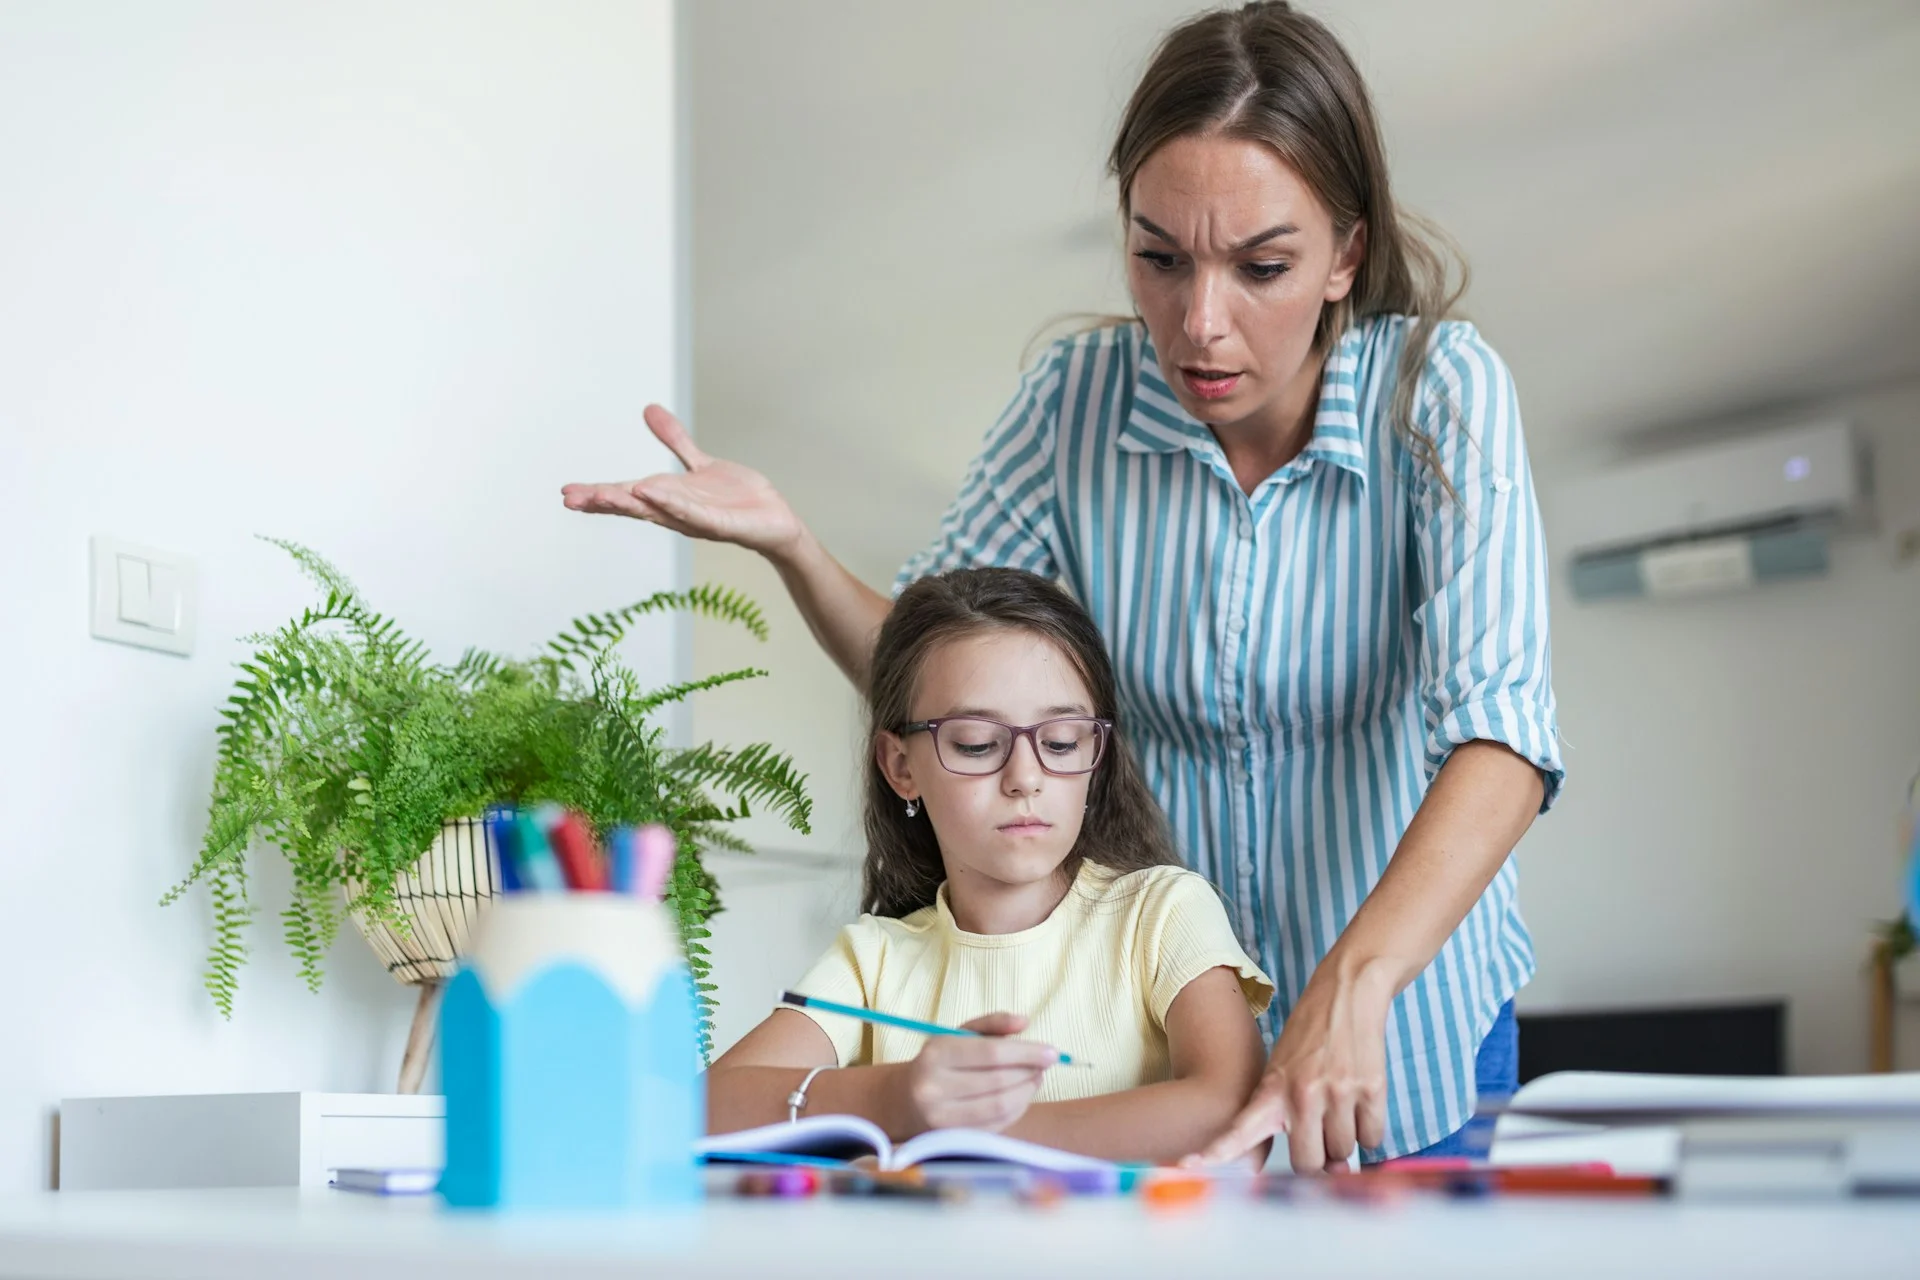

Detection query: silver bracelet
(787, 1064), (833, 1124)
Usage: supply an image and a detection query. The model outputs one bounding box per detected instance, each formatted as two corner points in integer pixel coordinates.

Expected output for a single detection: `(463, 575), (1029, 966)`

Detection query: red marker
(548, 811), (608, 891)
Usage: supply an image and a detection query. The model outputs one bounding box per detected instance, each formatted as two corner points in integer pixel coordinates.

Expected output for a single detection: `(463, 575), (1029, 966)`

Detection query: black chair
(1516, 999), (1786, 1083)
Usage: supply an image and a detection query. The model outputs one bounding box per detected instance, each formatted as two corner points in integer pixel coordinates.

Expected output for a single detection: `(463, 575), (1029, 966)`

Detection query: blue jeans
(1402, 999), (1518, 1160)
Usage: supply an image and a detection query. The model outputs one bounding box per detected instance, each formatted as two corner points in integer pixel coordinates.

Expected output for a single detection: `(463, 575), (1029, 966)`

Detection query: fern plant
(164, 538), (811, 1054)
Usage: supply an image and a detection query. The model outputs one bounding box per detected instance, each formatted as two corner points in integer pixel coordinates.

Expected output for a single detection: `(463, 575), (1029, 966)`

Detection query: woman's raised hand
(561, 404), (803, 556)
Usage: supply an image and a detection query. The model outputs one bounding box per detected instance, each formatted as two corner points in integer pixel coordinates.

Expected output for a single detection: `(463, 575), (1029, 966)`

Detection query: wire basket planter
(348, 817), (500, 1092)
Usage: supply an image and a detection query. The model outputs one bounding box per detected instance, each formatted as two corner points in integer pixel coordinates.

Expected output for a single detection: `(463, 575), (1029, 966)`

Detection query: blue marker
(484, 806), (523, 893)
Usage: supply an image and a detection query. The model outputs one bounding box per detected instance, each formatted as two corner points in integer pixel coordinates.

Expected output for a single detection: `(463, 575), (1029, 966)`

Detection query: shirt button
(1493, 475), (1514, 494)
(1227, 616), (1246, 634)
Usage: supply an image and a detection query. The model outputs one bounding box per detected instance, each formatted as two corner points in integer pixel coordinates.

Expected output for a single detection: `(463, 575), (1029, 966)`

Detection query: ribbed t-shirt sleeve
(789, 921), (879, 1067)
(1137, 870), (1276, 1027)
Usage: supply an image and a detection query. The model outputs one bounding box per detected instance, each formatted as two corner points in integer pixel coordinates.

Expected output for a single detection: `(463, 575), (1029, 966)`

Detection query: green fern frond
(258, 536), (358, 599)
(668, 741), (813, 835)
(203, 863), (253, 1018)
(681, 583), (770, 641)
(449, 647), (510, 687)
(545, 585), (771, 672)
(627, 667), (769, 718)
(687, 826), (755, 857)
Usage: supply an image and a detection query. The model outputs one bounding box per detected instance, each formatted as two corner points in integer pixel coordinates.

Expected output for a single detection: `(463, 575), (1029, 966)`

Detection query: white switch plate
(90, 536), (197, 656)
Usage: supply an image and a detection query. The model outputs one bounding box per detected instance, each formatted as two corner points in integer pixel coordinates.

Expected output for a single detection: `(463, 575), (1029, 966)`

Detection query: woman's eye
(1242, 261), (1289, 282)
(1133, 250), (1179, 271)
(952, 742), (996, 757)
(1042, 740), (1078, 754)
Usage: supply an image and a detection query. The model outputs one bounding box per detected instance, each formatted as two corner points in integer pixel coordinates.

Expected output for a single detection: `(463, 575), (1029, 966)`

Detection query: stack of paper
(1490, 1071), (1920, 1197)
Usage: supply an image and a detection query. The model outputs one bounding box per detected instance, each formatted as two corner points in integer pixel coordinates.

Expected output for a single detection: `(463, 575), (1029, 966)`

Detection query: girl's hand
(886, 1013), (1059, 1135)
(561, 404), (804, 557)
(1187, 962), (1393, 1172)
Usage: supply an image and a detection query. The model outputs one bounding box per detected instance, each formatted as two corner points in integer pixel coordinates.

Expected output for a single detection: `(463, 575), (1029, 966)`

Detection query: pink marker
(635, 824), (676, 902)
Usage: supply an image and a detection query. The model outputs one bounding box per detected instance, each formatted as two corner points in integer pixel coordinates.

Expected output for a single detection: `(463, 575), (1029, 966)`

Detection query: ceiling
(691, 0), (1920, 578)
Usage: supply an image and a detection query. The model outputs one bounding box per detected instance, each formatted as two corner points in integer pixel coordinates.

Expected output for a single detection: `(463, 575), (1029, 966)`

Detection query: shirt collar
(1119, 327), (1370, 488)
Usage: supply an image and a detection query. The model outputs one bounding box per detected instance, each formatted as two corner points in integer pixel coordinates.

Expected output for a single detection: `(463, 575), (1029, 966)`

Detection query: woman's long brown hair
(861, 568), (1177, 918)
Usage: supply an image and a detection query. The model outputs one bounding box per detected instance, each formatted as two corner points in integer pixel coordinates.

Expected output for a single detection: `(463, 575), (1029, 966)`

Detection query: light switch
(91, 536), (197, 657)
(147, 562), (182, 634)
(116, 555), (152, 624)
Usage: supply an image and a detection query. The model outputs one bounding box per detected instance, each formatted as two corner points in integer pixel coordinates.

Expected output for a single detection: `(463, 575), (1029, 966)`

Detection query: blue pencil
(779, 991), (1089, 1068)
(699, 1150), (849, 1169)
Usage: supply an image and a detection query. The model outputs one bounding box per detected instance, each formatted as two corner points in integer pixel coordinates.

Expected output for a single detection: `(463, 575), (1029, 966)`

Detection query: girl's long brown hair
(861, 568), (1177, 918)
(1109, 1), (1469, 482)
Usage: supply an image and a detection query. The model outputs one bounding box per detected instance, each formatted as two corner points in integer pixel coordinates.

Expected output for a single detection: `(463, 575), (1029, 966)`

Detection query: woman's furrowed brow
(1131, 213), (1298, 252)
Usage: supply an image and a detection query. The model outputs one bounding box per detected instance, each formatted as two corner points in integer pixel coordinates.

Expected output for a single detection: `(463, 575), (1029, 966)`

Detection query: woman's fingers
(1286, 1085), (1328, 1173)
(560, 482), (653, 519)
(1356, 1081), (1388, 1152)
(1188, 1076), (1289, 1167)
(643, 403), (711, 471)
(1320, 1087), (1358, 1169)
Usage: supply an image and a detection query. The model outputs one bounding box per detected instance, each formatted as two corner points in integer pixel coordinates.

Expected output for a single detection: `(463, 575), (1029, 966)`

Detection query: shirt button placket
(1226, 509), (1256, 913)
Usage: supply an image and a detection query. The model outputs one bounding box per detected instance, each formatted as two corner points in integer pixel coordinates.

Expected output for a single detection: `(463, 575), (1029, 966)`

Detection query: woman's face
(1125, 132), (1363, 432)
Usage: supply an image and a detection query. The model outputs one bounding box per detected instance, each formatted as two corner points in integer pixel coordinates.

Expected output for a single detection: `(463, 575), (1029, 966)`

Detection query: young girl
(706, 568), (1273, 1163)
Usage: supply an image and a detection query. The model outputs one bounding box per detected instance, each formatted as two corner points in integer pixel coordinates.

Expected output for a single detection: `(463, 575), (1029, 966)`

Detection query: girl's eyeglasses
(899, 716), (1113, 777)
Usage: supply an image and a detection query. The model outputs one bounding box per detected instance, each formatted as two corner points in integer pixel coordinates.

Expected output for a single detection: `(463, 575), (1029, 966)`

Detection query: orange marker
(1141, 1170), (1212, 1211)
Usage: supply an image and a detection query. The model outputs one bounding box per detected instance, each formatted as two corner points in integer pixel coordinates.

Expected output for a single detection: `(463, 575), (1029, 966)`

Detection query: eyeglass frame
(898, 715), (1115, 778)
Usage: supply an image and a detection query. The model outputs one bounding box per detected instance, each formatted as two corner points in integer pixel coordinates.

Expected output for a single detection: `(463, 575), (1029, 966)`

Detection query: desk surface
(1, 1187), (1915, 1280)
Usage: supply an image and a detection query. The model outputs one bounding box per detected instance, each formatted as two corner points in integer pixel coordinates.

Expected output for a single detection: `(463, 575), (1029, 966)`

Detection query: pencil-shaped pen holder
(438, 894), (703, 1209)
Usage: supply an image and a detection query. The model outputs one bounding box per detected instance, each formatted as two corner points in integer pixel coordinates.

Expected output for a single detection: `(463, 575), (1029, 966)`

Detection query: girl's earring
(905, 798), (919, 818)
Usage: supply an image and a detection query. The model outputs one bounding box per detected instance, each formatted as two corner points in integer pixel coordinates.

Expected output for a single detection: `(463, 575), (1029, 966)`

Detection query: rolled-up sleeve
(894, 345), (1065, 593)
(1410, 326), (1566, 812)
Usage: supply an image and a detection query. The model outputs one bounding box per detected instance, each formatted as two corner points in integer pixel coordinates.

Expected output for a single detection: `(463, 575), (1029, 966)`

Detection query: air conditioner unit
(1554, 420), (1867, 601)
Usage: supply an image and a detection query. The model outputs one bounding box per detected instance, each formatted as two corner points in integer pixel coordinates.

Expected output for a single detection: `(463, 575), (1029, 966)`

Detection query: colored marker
(635, 824), (676, 902)
(511, 811), (565, 891)
(484, 807), (524, 893)
(608, 826), (639, 894)
(548, 810), (608, 891)
(779, 991), (1088, 1068)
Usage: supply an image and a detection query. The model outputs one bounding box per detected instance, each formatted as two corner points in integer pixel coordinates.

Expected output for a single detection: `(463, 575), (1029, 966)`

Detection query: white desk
(1, 1187), (1914, 1279)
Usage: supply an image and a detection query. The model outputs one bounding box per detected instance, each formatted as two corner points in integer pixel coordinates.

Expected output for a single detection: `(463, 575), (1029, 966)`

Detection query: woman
(563, 1), (1562, 1171)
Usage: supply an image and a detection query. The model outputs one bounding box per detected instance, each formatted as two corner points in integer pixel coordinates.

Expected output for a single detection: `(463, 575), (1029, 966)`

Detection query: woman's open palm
(561, 404), (801, 555)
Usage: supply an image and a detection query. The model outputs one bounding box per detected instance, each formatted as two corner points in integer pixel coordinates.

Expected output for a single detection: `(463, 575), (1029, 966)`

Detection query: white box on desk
(59, 1092), (445, 1190)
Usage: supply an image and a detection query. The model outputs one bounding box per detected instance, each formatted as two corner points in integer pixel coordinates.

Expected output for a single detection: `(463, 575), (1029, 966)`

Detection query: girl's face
(1124, 132), (1364, 432)
(875, 629), (1099, 901)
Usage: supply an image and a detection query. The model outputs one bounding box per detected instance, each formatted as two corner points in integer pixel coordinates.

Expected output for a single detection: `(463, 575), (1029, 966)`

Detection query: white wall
(0, 0), (683, 1194)
(690, 545), (865, 1054)
(1521, 379), (1920, 1073)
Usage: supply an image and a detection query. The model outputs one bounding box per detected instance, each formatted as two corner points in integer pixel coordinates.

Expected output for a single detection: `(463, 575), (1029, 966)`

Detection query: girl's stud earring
(905, 798), (919, 818)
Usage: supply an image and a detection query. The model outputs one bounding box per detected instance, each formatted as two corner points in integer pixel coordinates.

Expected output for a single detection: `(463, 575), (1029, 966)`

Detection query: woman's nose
(1183, 269), (1231, 350)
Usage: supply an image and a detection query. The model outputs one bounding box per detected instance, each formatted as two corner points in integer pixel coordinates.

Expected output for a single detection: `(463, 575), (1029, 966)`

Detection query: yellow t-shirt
(789, 862), (1275, 1103)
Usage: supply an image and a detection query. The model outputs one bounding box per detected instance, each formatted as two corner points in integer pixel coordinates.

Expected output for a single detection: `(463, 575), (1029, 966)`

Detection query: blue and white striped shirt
(898, 316), (1564, 1158)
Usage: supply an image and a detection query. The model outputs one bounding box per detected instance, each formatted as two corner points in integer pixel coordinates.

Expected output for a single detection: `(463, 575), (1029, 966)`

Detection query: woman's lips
(1181, 367), (1242, 400)
(998, 819), (1053, 835)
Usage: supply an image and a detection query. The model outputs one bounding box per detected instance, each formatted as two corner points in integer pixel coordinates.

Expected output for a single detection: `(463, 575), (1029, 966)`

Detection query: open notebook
(697, 1114), (1114, 1173)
